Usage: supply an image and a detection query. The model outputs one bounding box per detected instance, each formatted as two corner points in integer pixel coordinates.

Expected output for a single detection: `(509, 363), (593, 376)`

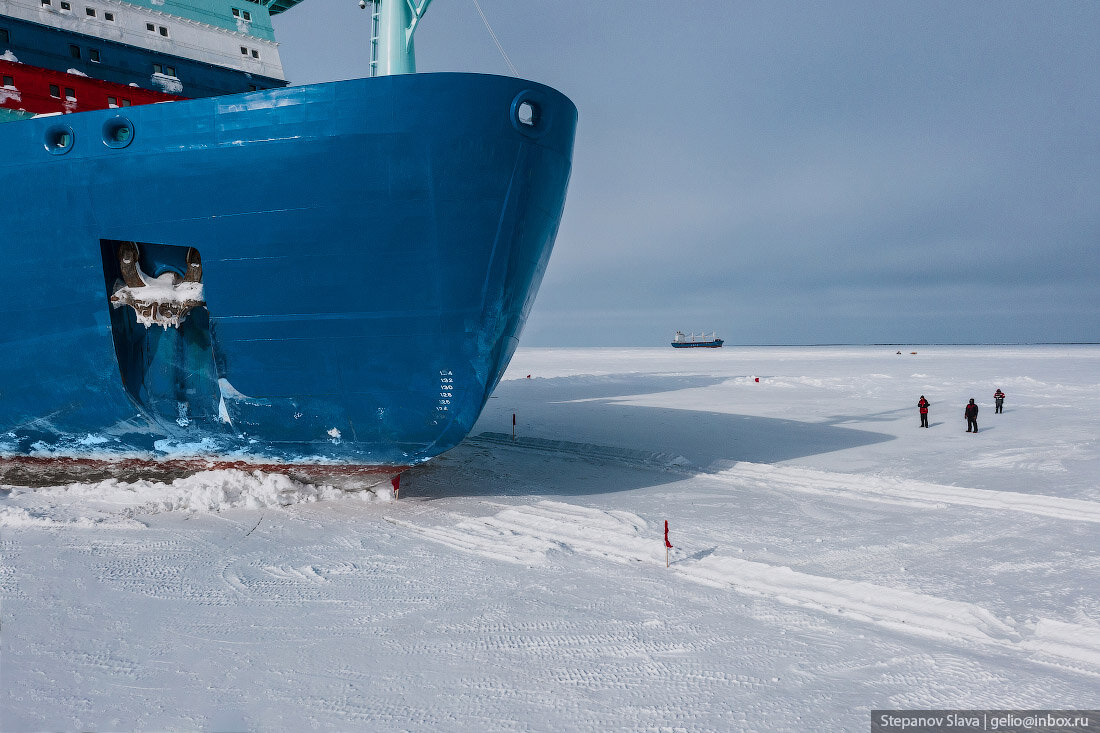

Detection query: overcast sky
(274, 1), (1099, 345)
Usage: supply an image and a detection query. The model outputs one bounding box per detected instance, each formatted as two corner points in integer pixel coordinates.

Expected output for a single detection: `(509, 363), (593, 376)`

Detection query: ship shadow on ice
(482, 372), (897, 466)
(409, 373), (894, 499)
(819, 407), (910, 425)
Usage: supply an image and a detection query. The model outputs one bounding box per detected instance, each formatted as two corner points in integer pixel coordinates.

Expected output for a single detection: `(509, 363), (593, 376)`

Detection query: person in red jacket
(917, 395), (930, 428)
(994, 388), (1005, 413)
(965, 398), (979, 433)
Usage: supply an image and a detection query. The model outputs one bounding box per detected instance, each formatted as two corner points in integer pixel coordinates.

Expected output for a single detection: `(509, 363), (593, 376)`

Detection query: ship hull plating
(0, 73), (576, 470)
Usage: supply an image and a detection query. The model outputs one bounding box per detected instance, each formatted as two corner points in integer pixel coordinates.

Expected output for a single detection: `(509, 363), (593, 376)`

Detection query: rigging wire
(469, 0), (519, 77)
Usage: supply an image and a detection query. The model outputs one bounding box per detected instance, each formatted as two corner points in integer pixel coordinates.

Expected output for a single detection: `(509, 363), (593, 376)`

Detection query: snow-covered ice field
(2, 346), (1098, 731)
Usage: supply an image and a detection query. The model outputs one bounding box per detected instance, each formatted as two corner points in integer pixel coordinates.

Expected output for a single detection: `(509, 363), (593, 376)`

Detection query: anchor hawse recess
(108, 242), (206, 329)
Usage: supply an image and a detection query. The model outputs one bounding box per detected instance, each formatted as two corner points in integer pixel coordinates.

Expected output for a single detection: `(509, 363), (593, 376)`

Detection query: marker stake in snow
(512, 413), (516, 442)
(391, 473), (401, 499)
(664, 520), (672, 567)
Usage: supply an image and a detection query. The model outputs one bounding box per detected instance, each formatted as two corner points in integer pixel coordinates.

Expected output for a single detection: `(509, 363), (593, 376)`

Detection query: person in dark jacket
(994, 388), (1005, 413)
(918, 396), (930, 428)
(965, 398), (979, 433)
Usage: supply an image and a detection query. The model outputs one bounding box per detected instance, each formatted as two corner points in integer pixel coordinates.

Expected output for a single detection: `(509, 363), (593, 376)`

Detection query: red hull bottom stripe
(0, 455), (408, 490)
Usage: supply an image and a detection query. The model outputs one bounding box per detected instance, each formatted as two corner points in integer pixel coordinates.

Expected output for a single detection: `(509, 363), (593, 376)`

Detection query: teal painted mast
(367, 0), (433, 76)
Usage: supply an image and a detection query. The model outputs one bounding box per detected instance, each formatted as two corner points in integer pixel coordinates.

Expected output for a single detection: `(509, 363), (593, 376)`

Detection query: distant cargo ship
(0, 0), (577, 484)
(671, 331), (724, 348)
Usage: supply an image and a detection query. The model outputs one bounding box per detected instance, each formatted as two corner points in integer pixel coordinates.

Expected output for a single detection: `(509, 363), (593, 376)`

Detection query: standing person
(918, 395), (930, 428)
(994, 388), (1005, 414)
(965, 398), (979, 433)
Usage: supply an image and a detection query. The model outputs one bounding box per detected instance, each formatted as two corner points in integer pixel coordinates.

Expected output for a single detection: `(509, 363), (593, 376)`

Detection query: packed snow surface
(2, 346), (1098, 731)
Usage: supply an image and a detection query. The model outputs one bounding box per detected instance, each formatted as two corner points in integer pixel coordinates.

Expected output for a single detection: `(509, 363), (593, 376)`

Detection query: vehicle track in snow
(472, 432), (1100, 523)
(392, 499), (1100, 678)
(709, 462), (1100, 523)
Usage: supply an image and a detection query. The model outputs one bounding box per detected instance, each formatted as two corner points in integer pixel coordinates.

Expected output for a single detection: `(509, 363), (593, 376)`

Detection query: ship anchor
(109, 242), (206, 329)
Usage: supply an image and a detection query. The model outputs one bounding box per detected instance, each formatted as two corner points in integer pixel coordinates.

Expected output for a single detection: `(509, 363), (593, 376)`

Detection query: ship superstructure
(0, 0), (289, 118)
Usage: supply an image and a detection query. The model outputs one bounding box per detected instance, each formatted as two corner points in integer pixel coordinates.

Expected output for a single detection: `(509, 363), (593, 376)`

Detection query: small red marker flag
(664, 520), (672, 549)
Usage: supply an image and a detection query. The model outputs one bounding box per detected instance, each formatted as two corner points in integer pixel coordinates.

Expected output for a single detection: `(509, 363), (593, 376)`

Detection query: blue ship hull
(0, 73), (576, 475)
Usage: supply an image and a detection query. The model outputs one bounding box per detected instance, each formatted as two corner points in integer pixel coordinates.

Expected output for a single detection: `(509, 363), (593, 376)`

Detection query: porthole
(101, 116), (134, 148)
(510, 90), (550, 138)
(516, 100), (538, 127)
(44, 124), (75, 155)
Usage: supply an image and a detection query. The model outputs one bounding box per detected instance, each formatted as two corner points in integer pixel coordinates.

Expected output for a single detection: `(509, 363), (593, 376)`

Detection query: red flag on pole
(664, 520), (672, 549)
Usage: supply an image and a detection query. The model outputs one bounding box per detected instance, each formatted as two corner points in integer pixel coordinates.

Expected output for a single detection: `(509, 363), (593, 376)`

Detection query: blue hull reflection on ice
(0, 73), (576, 476)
